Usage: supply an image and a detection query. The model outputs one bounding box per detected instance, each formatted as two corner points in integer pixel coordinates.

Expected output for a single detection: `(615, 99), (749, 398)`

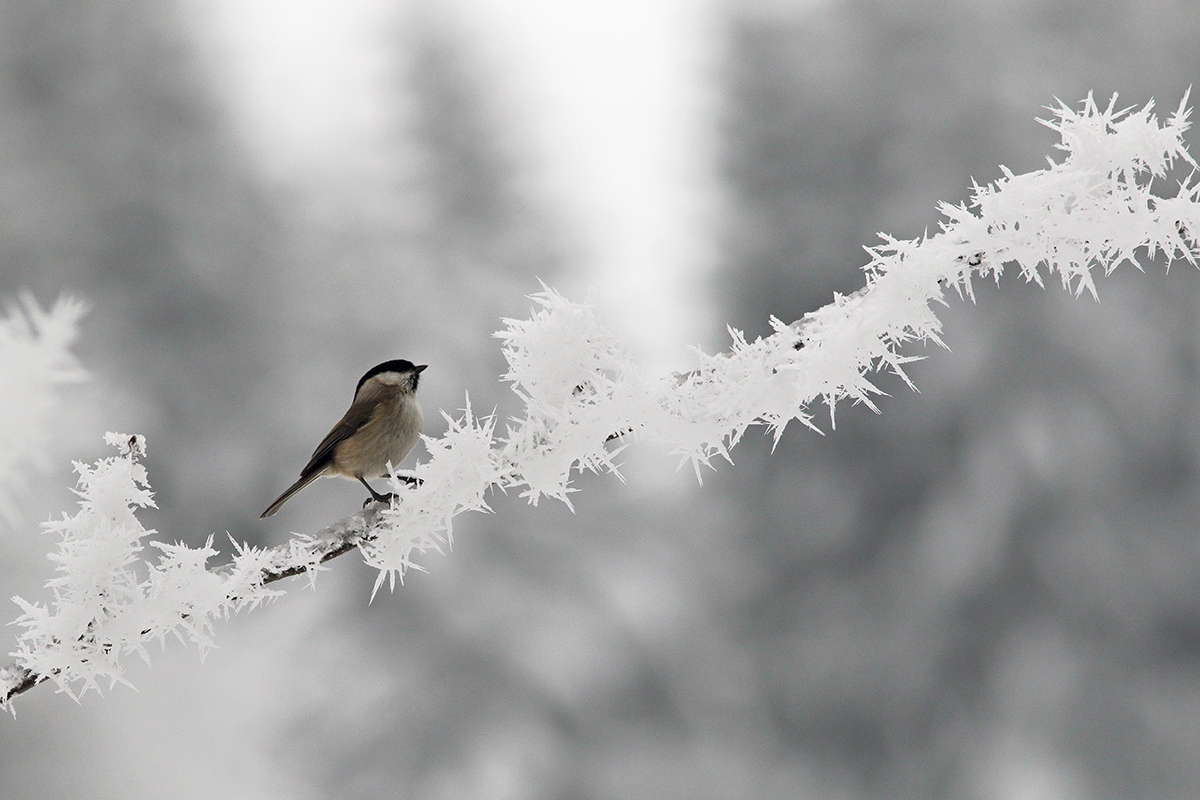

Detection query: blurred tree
(712, 2), (1200, 798)
(0, 0), (286, 544)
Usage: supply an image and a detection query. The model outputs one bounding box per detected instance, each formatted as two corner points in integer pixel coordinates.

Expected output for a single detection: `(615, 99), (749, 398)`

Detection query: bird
(261, 360), (427, 518)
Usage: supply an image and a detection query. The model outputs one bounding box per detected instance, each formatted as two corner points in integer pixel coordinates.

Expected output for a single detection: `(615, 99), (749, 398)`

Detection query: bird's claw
(363, 492), (397, 509)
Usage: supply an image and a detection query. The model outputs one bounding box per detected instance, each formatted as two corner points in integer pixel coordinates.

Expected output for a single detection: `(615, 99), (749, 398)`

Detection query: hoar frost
(0, 293), (87, 525)
(8, 434), (281, 701)
(6, 93), (1200, 706)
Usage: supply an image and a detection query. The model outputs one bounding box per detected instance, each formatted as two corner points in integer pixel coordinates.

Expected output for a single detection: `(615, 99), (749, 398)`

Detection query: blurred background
(2, 0), (1200, 797)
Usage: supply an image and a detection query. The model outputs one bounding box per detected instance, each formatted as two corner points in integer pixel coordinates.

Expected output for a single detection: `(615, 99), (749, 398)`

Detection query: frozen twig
(2, 499), (392, 709)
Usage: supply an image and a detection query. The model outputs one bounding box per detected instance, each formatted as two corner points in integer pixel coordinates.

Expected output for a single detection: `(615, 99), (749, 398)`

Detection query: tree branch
(6, 95), (1200, 713)
(1, 503), (388, 709)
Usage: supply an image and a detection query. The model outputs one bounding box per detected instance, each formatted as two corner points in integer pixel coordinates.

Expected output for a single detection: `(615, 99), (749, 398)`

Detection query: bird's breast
(334, 395), (423, 478)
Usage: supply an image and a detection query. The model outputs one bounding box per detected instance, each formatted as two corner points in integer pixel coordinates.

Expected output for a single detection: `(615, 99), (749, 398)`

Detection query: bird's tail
(261, 471), (322, 518)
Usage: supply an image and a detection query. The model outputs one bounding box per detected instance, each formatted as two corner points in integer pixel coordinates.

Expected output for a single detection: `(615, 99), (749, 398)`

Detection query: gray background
(3, 1), (1200, 798)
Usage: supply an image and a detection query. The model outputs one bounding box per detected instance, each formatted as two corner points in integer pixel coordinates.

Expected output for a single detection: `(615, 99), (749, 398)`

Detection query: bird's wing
(300, 399), (377, 477)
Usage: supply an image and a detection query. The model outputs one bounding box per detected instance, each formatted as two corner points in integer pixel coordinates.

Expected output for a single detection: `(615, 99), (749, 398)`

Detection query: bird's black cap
(355, 360), (427, 396)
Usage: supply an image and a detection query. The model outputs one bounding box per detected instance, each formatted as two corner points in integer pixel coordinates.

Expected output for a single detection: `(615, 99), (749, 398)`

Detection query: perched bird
(261, 360), (427, 518)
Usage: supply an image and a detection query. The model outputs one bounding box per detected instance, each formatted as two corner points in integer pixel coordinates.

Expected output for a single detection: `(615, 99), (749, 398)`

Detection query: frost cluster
(6, 434), (282, 703)
(0, 293), (87, 525)
(371, 94), (1200, 566)
(360, 405), (501, 597)
(6, 95), (1200, 705)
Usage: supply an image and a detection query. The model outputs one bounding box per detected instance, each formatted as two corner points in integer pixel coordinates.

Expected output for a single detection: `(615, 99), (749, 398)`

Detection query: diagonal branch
(1, 504), (388, 708)
(6, 95), (1200, 714)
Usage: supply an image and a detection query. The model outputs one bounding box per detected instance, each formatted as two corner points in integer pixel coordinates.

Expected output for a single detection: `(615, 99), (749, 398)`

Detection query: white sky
(186, 0), (725, 371)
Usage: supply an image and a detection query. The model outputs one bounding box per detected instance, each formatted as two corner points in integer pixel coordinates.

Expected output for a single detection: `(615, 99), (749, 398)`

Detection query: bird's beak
(416, 364), (428, 373)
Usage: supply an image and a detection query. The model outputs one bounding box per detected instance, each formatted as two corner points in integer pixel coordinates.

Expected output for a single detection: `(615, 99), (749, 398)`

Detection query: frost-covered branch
(361, 93), (1200, 586)
(5, 94), (1200, 710)
(2, 433), (397, 708)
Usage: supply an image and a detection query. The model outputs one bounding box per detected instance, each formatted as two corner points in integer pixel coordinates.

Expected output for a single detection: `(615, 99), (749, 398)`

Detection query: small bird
(261, 360), (427, 518)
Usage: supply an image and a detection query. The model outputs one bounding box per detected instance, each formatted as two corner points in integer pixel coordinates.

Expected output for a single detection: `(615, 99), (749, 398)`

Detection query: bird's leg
(358, 476), (396, 508)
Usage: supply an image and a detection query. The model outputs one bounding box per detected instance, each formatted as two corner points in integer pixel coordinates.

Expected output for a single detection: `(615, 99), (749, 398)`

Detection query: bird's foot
(363, 492), (397, 509)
